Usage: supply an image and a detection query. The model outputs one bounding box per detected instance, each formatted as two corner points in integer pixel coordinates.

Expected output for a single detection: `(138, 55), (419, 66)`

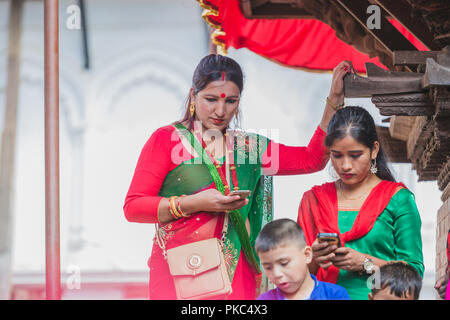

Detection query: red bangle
(176, 195), (188, 217)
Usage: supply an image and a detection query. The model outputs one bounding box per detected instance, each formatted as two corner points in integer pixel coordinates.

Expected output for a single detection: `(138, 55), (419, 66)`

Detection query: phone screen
(230, 190), (251, 199)
(317, 233), (341, 247)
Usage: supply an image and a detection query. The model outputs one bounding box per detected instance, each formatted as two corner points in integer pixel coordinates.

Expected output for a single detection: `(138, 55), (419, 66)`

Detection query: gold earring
(190, 102), (195, 117)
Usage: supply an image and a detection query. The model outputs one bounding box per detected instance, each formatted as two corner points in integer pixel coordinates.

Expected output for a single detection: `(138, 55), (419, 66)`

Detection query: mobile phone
(317, 233), (341, 247)
(229, 190), (251, 200)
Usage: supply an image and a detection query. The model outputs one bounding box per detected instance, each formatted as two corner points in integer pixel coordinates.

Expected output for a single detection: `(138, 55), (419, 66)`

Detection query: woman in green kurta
(336, 188), (423, 299)
(298, 106), (424, 300)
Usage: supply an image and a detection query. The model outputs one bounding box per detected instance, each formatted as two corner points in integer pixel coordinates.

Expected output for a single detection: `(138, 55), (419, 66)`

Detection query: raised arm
(319, 60), (354, 131)
(262, 61), (354, 176)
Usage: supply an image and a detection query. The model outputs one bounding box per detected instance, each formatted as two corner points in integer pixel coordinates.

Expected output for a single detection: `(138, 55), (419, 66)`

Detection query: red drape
(199, 0), (428, 73)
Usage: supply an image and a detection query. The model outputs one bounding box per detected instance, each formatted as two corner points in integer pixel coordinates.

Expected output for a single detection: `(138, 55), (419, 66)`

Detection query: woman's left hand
(331, 247), (366, 273)
(434, 272), (449, 299)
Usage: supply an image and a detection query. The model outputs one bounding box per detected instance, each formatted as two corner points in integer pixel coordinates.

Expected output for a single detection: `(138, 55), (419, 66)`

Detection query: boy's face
(259, 242), (312, 296)
(368, 288), (415, 300)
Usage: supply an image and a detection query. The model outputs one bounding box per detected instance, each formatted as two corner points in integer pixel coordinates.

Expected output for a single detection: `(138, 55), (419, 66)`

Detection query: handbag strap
(173, 123), (261, 275)
(155, 212), (229, 261)
(155, 123), (233, 260)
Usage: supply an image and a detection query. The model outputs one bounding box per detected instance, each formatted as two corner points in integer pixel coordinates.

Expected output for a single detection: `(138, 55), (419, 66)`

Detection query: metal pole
(44, 0), (61, 300)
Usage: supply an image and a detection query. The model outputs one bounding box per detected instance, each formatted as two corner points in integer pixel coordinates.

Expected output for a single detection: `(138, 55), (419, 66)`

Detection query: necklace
(204, 138), (225, 158)
(193, 127), (239, 194)
(337, 179), (376, 201)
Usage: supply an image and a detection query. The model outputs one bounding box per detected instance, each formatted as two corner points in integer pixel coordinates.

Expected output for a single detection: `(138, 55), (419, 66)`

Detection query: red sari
(124, 124), (328, 299)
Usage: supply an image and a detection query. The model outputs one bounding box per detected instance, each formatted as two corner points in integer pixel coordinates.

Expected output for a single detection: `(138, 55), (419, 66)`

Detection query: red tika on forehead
(220, 93), (226, 98)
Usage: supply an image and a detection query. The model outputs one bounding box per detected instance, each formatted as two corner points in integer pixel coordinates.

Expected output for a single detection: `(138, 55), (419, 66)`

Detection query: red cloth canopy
(198, 0), (427, 73)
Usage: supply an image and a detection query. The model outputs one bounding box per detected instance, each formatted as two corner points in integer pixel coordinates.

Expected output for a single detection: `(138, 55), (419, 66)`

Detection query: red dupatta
(297, 180), (406, 283)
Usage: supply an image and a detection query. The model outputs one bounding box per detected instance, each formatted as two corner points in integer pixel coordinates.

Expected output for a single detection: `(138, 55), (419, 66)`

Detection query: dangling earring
(189, 102), (195, 117)
(370, 159), (378, 174)
(329, 164), (339, 180)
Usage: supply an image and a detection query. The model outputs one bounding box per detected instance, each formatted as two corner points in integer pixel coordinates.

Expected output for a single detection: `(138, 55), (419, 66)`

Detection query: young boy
(368, 262), (422, 300)
(256, 218), (350, 300)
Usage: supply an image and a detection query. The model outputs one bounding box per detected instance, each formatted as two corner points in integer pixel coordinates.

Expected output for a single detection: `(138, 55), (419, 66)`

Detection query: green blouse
(336, 188), (424, 300)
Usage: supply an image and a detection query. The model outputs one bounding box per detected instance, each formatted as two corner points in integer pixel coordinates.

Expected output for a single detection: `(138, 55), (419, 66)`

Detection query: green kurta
(336, 188), (424, 300)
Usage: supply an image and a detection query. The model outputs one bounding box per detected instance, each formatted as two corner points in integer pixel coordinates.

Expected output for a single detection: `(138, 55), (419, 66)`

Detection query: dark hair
(175, 54), (244, 130)
(255, 218), (307, 253)
(325, 106), (396, 182)
(371, 262), (422, 300)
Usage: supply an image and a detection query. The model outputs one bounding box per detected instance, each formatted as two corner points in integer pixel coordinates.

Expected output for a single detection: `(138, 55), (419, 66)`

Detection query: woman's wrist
(359, 254), (390, 272)
(178, 194), (199, 216)
(326, 94), (344, 111)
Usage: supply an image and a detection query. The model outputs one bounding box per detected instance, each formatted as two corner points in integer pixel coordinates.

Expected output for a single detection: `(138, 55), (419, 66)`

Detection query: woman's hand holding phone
(311, 238), (338, 270)
(229, 190), (251, 200)
(190, 189), (249, 213)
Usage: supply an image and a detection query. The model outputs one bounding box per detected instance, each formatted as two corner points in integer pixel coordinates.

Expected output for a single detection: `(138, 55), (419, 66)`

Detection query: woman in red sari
(123, 54), (349, 300)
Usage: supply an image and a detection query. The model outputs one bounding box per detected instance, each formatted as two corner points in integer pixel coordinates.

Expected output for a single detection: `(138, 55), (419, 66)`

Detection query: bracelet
(169, 196), (182, 219)
(326, 97), (345, 111)
(176, 195), (188, 218)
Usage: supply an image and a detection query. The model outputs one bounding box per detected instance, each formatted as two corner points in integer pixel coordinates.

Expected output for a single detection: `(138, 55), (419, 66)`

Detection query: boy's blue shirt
(257, 274), (350, 300)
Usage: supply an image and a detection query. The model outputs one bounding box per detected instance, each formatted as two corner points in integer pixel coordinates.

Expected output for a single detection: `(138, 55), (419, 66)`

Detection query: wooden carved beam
(240, 0), (314, 19)
(376, 126), (408, 163)
(388, 115), (415, 141)
(344, 52), (450, 116)
(432, 87), (450, 118)
(394, 51), (441, 66)
(371, 92), (435, 116)
(394, 46), (450, 66)
(406, 116), (433, 162)
(405, 115), (450, 182)
(374, 0), (441, 51)
(438, 157), (450, 192)
(422, 58), (450, 89)
(343, 63), (423, 98)
(334, 0), (418, 56)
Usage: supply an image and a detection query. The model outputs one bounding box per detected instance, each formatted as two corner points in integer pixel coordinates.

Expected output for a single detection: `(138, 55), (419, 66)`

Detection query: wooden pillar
(436, 194), (449, 299)
(44, 0), (61, 300)
(0, 0), (24, 300)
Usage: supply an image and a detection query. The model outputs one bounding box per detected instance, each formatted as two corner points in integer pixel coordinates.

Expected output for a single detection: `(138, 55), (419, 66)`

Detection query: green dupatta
(158, 123), (273, 284)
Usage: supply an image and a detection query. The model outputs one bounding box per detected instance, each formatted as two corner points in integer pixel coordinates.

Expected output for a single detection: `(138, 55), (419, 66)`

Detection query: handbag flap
(166, 238), (222, 276)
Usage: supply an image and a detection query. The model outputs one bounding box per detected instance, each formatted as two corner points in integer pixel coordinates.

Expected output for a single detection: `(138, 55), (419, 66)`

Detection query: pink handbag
(155, 214), (232, 300)
(166, 237), (232, 300)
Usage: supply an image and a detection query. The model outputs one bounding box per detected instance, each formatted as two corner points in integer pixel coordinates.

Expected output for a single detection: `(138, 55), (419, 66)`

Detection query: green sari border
(173, 123), (262, 278)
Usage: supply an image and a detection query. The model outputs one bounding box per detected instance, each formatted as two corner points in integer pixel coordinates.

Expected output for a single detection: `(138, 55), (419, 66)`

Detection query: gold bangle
(169, 196), (182, 219)
(326, 97), (345, 111)
(176, 195), (188, 218)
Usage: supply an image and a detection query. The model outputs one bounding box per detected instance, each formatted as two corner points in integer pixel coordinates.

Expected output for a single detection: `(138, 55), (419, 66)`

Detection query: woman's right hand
(310, 239), (338, 270)
(190, 188), (249, 213)
(328, 60), (354, 105)
(158, 189), (248, 223)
